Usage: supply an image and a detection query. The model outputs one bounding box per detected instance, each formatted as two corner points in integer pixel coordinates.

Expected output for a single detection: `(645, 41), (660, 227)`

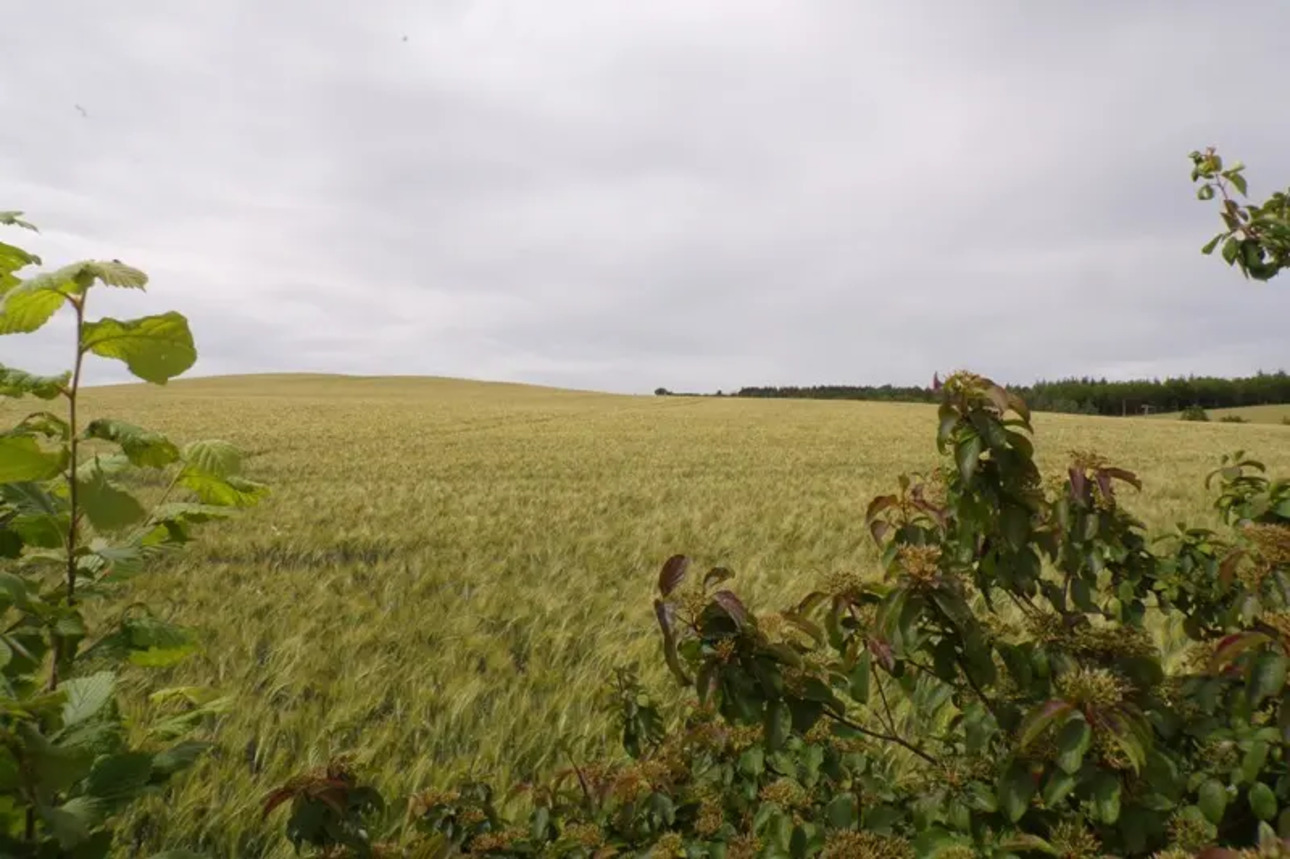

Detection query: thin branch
(822, 709), (941, 766)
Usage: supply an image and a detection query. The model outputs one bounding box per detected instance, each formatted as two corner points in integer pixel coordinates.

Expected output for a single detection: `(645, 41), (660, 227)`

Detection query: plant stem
(65, 296), (86, 608)
(50, 296), (87, 693)
(823, 710), (940, 766)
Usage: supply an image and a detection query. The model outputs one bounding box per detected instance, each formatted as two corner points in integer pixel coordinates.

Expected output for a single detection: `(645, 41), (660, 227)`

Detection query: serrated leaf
(181, 439), (243, 477)
(178, 469), (267, 507)
(61, 671), (116, 728)
(0, 275), (70, 334)
(0, 365), (66, 399)
(81, 312), (196, 384)
(78, 469), (145, 532)
(83, 419), (179, 468)
(0, 436), (68, 482)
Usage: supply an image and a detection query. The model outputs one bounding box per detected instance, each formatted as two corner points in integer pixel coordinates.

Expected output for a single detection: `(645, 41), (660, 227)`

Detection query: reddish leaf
(985, 384), (1010, 415)
(1209, 631), (1272, 673)
(1103, 467), (1142, 491)
(262, 787), (297, 819)
(1219, 549), (1246, 588)
(654, 598), (691, 685)
(1095, 470), (1115, 503)
(870, 520), (891, 545)
(865, 495), (898, 523)
(1068, 467), (1087, 501)
(867, 636), (895, 671)
(713, 590), (750, 627)
(658, 554), (690, 597)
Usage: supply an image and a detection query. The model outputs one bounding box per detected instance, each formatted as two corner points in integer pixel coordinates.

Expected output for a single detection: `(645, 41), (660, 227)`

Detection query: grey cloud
(1, 0), (1288, 395)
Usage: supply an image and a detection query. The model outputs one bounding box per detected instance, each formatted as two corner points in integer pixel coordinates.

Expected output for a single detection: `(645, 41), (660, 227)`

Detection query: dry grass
(27, 375), (1290, 855)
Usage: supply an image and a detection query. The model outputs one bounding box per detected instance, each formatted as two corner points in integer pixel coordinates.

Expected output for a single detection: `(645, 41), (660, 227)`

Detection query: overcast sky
(2, 1), (1288, 394)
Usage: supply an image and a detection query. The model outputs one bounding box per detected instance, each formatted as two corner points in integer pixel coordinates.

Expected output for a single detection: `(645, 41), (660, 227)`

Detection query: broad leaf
(85, 752), (153, 805)
(0, 436), (68, 482)
(0, 273), (71, 334)
(1199, 778), (1229, 825)
(1250, 782), (1278, 822)
(998, 760), (1035, 823)
(83, 419), (179, 468)
(60, 671), (116, 728)
(81, 312), (196, 384)
(1091, 771), (1122, 824)
(658, 554), (689, 597)
(0, 365), (66, 399)
(1055, 716), (1091, 774)
(178, 469), (268, 508)
(78, 469), (145, 532)
(181, 439), (243, 477)
(0, 241), (40, 277)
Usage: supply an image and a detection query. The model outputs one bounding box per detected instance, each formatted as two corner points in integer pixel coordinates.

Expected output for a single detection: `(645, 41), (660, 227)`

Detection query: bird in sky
(74, 104), (88, 118)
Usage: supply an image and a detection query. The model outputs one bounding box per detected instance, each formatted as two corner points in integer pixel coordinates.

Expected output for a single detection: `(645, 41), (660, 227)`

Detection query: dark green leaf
(955, 433), (984, 482)
(1250, 653), (1288, 707)
(1055, 716), (1091, 774)
(86, 752), (153, 804)
(1092, 771), (1122, 824)
(998, 760), (1035, 823)
(825, 793), (856, 829)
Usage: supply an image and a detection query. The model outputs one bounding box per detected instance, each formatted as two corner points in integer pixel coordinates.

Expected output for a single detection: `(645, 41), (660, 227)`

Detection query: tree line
(656, 370), (1290, 416)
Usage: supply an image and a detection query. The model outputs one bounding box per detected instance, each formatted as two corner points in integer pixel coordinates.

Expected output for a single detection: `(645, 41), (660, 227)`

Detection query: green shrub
(1181, 405), (1211, 422)
(0, 211), (267, 856)
(1221, 415), (1251, 424)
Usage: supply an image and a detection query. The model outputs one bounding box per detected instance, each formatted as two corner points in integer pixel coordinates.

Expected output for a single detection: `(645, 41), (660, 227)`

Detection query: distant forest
(654, 370), (1290, 416)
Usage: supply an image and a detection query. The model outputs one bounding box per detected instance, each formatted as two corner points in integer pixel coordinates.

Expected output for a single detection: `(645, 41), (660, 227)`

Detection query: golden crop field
(48, 375), (1290, 855)
(1151, 403), (1290, 424)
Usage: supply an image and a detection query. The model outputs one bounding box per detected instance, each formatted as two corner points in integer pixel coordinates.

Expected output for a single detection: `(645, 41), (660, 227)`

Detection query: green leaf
(150, 740), (211, 778)
(83, 419), (179, 468)
(1201, 234), (1223, 255)
(61, 671), (116, 728)
(0, 211), (38, 231)
(1042, 769), (1077, 807)
(0, 436), (68, 482)
(1242, 741), (1270, 784)
(81, 312), (196, 384)
(1018, 700), (1073, 749)
(1251, 782), (1278, 822)
(1092, 771), (1122, 824)
(78, 469), (145, 532)
(181, 439), (244, 477)
(0, 365), (67, 399)
(86, 752), (153, 804)
(765, 699), (791, 752)
(178, 469), (268, 508)
(1249, 653), (1288, 707)
(1223, 236), (1241, 264)
(39, 798), (101, 849)
(997, 760), (1035, 823)
(0, 275), (70, 334)
(0, 242), (40, 277)
(1055, 715), (1091, 774)
(825, 793), (857, 829)
(1230, 172), (1249, 196)
(1199, 778), (1229, 825)
(955, 433), (984, 482)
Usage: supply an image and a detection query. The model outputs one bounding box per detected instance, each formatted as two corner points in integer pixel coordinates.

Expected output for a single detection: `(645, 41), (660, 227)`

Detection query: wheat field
(47, 375), (1290, 855)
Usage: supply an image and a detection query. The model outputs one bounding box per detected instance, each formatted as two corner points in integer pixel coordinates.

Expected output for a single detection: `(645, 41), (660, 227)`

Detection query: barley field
(48, 376), (1290, 854)
(1151, 403), (1290, 424)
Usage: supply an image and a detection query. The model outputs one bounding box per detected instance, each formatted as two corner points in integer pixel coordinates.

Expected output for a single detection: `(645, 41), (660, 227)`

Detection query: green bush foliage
(1182, 406), (1211, 423)
(0, 212), (267, 856)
